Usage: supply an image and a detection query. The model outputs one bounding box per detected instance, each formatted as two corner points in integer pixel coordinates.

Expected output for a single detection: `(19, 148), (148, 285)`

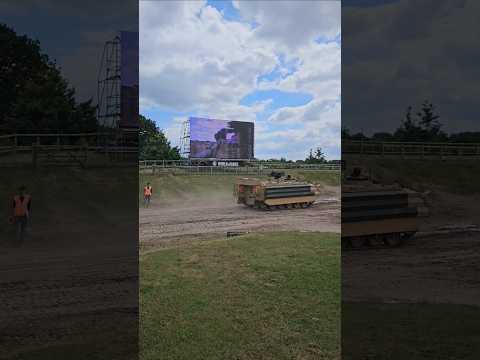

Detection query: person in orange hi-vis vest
(143, 182), (153, 208)
(12, 185), (31, 244)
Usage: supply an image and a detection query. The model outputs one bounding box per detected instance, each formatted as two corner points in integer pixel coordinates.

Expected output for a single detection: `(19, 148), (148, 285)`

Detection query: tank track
(253, 201), (315, 210)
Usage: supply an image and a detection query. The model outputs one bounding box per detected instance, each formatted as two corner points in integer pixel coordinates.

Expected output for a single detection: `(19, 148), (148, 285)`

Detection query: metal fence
(343, 140), (480, 159)
(0, 133), (137, 167)
(140, 165), (266, 176)
(139, 159), (340, 171)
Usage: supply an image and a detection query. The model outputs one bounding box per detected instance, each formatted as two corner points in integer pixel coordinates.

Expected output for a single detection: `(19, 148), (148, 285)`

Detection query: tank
(235, 174), (317, 210)
(342, 165), (428, 249)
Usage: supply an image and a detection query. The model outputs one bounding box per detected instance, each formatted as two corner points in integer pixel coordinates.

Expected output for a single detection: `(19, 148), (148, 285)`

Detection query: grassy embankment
(0, 167), (137, 243)
(139, 170), (339, 205)
(363, 158), (480, 194)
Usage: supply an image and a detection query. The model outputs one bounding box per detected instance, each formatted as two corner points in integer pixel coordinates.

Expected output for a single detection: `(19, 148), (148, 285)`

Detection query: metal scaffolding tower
(179, 119), (190, 158)
(97, 36), (121, 128)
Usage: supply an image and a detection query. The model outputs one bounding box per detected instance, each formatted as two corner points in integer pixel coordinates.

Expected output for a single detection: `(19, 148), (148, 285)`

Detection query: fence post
(104, 139), (108, 164)
(32, 144), (38, 168)
(13, 134), (17, 157)
(84, 143), (89, 168)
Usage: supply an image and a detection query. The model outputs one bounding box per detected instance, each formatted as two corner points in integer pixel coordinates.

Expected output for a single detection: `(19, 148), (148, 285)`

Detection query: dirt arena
(139, 184), (341, 249)
(343, 189), (480, 306)
(0, 168), (138, 359)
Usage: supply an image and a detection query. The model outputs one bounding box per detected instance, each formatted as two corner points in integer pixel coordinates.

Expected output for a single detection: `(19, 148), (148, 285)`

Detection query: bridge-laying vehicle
(342, 164), (428, 249)
(235, 172), (317, 210)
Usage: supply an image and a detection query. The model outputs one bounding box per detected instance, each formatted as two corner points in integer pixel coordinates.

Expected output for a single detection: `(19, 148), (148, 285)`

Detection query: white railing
(343, 140), (480, 158)
(0, 132), (138, 167)
(139, 159), (340, 170)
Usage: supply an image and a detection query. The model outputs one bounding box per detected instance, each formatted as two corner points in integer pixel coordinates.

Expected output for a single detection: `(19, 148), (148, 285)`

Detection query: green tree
(417, 100), (440, 133)
(394, 106), (424, 140)
(0, 23), (97, 132)
(305, 147), (326, 164)
(394, 102), (446, 141)
(139, 114), (181, 160)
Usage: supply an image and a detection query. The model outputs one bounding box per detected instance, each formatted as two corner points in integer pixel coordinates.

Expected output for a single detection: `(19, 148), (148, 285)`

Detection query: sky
(0, 0), (137, 103)
(342, 0), (480, 135)
(140, 0), (341, 160)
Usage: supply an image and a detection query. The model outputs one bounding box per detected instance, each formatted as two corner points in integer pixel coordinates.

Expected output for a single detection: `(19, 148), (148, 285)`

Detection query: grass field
(361, 159), (480, 194)
(343, 302), (480, 360)
(292, 170), (339, 186)
(139, 170), (339, 204)
(140, 232), (340, 360)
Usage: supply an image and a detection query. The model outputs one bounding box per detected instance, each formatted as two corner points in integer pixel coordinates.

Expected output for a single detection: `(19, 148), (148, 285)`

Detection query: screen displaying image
(189, 117), (254, 159)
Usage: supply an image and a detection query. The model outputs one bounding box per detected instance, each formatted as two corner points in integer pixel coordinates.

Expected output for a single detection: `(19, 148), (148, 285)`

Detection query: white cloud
(140, 1), (275, 113)
(235, 1), (340, 50)
(343, 0), (480, 134)
(256, 99), (341, 159)
(140, 0), (341, 159)
(258, 41), (341, 102)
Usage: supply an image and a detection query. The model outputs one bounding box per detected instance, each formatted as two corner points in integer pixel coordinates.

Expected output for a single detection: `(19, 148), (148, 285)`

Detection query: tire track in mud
(343, 232), (480, 305)
(140, 196), (341, 244)
(0, 233), (137, 357)
(343, 190), (480, 306)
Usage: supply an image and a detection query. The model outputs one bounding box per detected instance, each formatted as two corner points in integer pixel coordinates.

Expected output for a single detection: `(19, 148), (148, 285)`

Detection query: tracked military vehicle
(235, 172), (316, 210)
(342, 165), (428, 249)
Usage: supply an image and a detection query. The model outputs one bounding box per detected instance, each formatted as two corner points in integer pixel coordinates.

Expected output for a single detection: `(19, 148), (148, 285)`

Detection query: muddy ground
(0, 224), (138, 359)
(140, 182), (480, 307)
(343, 189), (480, 306)
(0, 168), (138, 359)
(139, 185), (341, 250)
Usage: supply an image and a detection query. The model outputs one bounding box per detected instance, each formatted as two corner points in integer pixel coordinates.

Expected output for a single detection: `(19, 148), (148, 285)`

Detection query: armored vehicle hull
(235, 178), (316, 210)
(342, 186), (421, 248)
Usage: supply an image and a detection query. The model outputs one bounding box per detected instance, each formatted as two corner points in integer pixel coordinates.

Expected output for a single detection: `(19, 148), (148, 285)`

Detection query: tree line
(139, 115), (181, 160)
(264, 147), (332, 164)
(0, 23), (97, 133)
(343, 100), (480, 143)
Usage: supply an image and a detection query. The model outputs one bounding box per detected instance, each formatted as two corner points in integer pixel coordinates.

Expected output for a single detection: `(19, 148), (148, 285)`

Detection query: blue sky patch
(257, 54), (299, 84)
(206, 0), (241, 22)
(142, 108), (189, 131)
(240, 90), (313, 110)
(316, 32), (341, 46)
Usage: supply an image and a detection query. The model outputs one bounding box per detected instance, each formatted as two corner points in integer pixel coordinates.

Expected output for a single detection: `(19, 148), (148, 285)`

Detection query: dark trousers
(144, 195), (151, 207)
(14, 216), (28, 244)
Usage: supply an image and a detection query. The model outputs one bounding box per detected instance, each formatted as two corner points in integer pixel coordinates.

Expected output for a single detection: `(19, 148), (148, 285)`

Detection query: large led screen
(120, 31), (139, 128)
(189, 117), (254, 159)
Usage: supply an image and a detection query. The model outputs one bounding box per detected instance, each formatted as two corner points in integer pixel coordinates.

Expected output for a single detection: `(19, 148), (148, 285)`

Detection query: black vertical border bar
(0, 1), (139, 359)
(341, 1), (480, 359)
